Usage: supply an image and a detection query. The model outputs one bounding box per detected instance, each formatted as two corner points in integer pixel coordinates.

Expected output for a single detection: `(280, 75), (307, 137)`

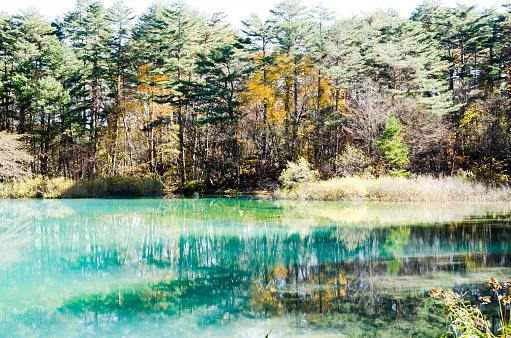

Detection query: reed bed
(277, 176), (511, 202)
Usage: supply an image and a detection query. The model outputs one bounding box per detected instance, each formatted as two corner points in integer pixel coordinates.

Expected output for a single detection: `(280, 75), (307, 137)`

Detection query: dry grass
(430, 273), (511, 337)
(0, 176), (74, 198)
(277, 175), (511, 202)
(0, 176), (164, 198)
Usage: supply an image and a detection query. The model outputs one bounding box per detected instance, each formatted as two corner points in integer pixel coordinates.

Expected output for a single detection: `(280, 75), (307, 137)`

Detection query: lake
(1, 198), (510, 337)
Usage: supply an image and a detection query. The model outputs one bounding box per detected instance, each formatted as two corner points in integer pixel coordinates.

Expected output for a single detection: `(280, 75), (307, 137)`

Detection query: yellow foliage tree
(108, 65), (176, 176)
(243, 53), (334, 162)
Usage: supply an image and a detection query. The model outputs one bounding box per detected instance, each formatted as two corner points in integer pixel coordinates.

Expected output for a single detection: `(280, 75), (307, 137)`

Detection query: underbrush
(0, 176), (164, 198)
(276, 176), (511, 202)
(64, 176), (164, 198)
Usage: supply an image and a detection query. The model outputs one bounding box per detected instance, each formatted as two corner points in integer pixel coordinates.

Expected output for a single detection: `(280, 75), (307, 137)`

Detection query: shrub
(0, 176), (74, 199)
(333, 145), (369, 177)
(279, 158), (319, 189)
(44, 177), (74, 198)
(180, 181), (204, 197)
(0, 176), (164, 199)
(292, 177), (369, 200)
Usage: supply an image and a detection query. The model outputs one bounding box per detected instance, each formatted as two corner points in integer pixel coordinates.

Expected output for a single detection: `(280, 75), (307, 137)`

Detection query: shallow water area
(1, 198), (510, 336)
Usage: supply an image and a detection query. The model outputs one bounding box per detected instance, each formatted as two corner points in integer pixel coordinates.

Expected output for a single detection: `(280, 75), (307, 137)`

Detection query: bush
(180, 181), (204, 197)
(44, 177), (75, 198)
(333, 145), (369, 177)
(279, 158), (319, 189)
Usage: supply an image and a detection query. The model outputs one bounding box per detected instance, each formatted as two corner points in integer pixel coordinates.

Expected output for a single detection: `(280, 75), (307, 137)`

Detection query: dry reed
(277, 176), (511, 202)
(0, 176), (164, 198)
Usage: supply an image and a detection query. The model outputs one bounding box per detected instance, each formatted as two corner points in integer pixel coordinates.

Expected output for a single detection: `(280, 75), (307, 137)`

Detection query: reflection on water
(0, 199), (510, 336)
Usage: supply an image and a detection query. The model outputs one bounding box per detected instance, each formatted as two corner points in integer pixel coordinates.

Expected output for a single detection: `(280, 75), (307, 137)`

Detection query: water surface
(1, 198), (511, 337)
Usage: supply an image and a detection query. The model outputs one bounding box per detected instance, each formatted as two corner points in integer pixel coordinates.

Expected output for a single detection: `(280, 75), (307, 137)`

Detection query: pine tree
(62, 0), (111, 177)
(309, 2), (335, 164)
(104, 0), (134, 174)
(242, 13), (275, 161)
(476, 7), (506, 95)
(133, 1), (209, 180)
(0, 13), (17, 131)
(323, 18), (367, 111)
(182, 39), (253, 186)
(7, 9), (76, 175)
(412, 2), (482, 103)
(376, 115), (409, 176)
(269, 0), (315, 160)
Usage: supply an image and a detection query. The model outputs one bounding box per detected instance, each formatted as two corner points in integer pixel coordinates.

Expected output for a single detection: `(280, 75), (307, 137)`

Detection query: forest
(1, 0), (511, 190)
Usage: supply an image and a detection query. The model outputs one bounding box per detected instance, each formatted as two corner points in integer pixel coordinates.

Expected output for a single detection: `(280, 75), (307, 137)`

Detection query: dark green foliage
(191, 39), (253, 125)
(179, 180), (205, 196)
(376, 116), (409, 176)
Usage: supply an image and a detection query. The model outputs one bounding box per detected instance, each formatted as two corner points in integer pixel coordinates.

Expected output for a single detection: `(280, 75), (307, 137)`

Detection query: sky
(1, 0), (509, 28)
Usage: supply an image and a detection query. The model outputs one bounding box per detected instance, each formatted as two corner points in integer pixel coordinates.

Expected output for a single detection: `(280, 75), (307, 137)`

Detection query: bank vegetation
(2, 1), (511, 198)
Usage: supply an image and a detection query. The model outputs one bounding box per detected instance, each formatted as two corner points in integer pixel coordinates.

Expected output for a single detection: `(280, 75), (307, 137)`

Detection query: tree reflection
(0, 199), (510, 336)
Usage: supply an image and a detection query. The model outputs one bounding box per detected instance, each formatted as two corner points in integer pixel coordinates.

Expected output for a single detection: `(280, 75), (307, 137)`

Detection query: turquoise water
(1, 198), (511, 337)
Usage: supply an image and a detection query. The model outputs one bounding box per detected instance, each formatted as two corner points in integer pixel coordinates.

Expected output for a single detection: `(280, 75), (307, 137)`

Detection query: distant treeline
(1, 0), (510, 187)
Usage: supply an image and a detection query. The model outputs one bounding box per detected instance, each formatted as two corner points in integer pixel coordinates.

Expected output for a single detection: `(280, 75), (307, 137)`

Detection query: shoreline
(1, 175), (511, 202)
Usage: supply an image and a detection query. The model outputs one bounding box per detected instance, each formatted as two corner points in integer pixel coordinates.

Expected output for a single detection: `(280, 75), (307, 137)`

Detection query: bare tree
(343, 91), (390, 158)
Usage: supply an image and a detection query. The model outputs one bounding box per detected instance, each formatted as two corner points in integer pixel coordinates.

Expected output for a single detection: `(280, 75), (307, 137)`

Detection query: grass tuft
(430, 272), (511, 337)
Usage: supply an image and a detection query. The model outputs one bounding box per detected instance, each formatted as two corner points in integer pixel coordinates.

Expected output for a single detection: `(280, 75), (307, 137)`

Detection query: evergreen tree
(242, 13), (276, 162)
(62, 0), (111, 177)
(104, 0), (134, 174)
(0, 13), (17, 131)
(182, 39), (253, 186)
(376, 115), (409, 176)
(377, 15), (454, 115)
(269, 0), (315, 161)
(476, 7), (506, 95)
(323, 18), (367, 111)
(309, 2), (335, 164)
(133, 1), (209, 180)
(7, 9), (76, 175)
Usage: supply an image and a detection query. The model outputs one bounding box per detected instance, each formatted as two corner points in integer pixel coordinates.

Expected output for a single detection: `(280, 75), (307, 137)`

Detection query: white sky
(1, 0), (508, 28)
